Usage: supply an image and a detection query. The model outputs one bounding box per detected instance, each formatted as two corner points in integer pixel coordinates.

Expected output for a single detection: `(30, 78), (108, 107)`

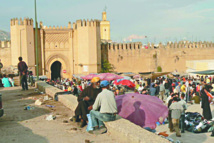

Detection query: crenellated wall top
(102, 41), (214, 51)
(10, 18), (33, 26)
(0, 41), (11, 48)
(72, 19), (100, 29)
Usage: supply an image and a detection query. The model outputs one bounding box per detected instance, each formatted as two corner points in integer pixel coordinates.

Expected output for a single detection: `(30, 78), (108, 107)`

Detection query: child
(2, 74), (12, 87)
(9, 76), (15, 87)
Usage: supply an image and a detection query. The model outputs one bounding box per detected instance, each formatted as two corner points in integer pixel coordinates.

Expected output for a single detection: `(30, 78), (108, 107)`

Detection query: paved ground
(156, 103), (214, 143)
(0, 87), (118, 143)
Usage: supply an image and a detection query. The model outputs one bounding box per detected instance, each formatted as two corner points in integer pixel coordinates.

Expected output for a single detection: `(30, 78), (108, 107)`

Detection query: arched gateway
(51, 61), (61, 80)
(46, 54), (70, 79)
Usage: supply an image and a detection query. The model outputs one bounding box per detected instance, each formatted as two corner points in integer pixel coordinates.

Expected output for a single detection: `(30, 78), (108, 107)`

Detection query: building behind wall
(6, 16), (102, 79)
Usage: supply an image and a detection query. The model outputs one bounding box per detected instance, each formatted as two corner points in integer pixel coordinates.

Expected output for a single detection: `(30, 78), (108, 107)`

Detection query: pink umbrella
(97, 73), (123, 81)
(81, 74), (97, 80)
(133, 74), (141, 79)
(116, 93), (168, 129)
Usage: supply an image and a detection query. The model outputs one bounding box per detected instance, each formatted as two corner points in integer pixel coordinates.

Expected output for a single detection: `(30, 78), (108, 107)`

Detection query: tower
(100, 11), (110, 41)
(10, 18), (35, 74)
(72, 19), (101, 74)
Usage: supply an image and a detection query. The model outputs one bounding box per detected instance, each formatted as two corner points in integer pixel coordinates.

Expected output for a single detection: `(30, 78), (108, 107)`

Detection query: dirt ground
(0, 87), (119, 143)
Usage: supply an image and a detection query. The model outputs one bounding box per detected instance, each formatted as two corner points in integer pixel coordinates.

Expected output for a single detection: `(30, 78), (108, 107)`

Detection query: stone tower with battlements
(9, 16), (101, 79)
(100, 12), (110, 42)
(10, 18), (36, 74)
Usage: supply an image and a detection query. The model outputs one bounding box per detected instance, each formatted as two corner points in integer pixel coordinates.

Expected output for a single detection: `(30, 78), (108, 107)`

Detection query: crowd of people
(44, 73), (214, 136)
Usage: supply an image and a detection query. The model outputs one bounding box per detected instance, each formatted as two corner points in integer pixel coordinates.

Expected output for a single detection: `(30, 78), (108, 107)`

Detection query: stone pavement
(0, 87), (119, 143)
(156, 103), (214, 143)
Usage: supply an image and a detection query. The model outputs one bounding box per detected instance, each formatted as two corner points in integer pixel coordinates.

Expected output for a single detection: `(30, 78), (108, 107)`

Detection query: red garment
(204, 89), (213, 99)
(78, 85), (83, 91)
(196, 85), (200, 92)
(183, 78), (186, 82)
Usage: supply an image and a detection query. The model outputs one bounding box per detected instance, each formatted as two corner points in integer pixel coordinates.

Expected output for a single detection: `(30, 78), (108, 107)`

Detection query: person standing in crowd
(175, 82), (181, 96)
(150, 84), (156, 96)
(179, 93), (187, 133)
(138, 83), (144, 94)
(89, 80), (117, 134)
(155, 83), (160, 97)
(159, 81), (165, 101)
(70, 77), (102, 128)
(2, 74), (11, 87)
(169, 97), (183, 137)
(18, 57), (28, 91)
(167, 93), (176, 132)
(164, 79), (170, 97)
(181, 83), (186, 95)
(201, 84), (213, 120)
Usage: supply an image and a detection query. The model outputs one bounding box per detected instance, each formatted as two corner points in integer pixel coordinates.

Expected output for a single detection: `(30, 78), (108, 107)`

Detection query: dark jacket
(18, 61), (28, 76)
(164, 82), (170, 90)
(77, 85), (102, 106)
(201, 90), (212, 120)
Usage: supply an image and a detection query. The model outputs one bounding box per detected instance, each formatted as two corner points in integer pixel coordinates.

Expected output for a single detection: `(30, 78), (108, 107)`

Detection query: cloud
(123, 34), (147, 42)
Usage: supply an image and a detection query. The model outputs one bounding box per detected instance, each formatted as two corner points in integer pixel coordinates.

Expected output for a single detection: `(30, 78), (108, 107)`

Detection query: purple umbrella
(97, 73), (123, 81)
(81, 74), (97, 80)
(116, 93), (168, 129)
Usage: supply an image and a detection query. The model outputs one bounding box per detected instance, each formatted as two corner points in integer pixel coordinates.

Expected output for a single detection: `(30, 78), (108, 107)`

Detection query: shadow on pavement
(168, 131), (208, 143)
(0, 88), (50, 143)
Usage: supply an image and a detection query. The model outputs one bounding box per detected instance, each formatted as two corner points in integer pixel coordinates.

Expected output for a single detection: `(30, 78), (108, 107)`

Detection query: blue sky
(0, 0), (214, 43)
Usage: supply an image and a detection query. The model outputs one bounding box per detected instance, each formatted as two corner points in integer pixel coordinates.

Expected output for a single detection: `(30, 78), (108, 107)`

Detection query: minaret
(100, 11), (110, 41)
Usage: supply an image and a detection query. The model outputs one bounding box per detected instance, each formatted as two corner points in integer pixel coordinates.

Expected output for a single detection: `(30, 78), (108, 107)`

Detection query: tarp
(190, 70), (214, 75)
(139, 72), (170, 80)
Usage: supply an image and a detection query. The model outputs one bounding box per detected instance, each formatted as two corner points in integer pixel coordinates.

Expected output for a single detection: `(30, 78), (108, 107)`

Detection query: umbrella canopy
(116, 93), (168, 129)
(191, 70), (214, 75)
(81, 74), (97, 80)
(139, 72), (170, 80)
(117, 79), (135, 88)
(122, 76), (132, 80)
(133, 74), (141, 79)
(97, 73), (123, 81)
(121, 72), (135, 77)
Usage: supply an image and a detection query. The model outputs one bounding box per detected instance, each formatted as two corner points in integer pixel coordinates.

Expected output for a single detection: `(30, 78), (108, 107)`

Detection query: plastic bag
(86, 114), (93, 132)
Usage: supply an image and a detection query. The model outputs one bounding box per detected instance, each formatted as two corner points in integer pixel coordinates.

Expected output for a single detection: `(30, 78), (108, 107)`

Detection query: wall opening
(51, 61), (61, 80)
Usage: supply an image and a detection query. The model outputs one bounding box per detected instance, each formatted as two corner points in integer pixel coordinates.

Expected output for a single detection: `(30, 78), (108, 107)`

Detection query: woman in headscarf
(201, 84), (213, 120)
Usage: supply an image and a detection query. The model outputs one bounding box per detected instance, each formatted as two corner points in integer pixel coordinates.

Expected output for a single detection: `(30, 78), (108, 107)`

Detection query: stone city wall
(0, 41), (12, 72)
(101, 41), (214, 73)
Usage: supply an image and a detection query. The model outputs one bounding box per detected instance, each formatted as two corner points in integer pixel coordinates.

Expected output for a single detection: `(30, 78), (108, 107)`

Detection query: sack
(86, 114), (93, 132)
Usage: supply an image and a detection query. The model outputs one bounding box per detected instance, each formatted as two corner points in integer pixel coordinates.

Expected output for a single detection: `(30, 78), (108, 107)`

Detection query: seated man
(71, 77), (102, 128)
(89, 80), (118, 134)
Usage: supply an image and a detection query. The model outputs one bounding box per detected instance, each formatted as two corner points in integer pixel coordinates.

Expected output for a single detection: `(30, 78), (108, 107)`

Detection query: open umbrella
(116, 93), (168, 129)
(81, 74), (97, 80)
(97, 73), (123, 81)
(117, 79), (135, 88)
(133, 74), (141, 79)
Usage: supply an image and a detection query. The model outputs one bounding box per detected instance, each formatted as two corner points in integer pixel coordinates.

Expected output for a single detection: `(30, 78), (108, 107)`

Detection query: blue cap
(100, 80), (110, 87)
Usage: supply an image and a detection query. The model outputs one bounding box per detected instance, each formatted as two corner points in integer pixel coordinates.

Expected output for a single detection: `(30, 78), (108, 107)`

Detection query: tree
(157, 66), (162, 72)
(101, 59), (114, 73)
